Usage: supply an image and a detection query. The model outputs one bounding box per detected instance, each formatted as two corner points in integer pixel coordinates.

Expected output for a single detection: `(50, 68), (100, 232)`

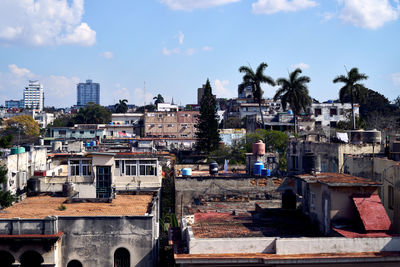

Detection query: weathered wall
(344, 156), (400, 232)
(175, 175), (280, 218)
(59, 216), (156, 267)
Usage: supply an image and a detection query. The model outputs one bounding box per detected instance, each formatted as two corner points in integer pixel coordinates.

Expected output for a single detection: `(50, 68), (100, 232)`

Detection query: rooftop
(295, 172), (381, 187)
(0, 195), (153, 219)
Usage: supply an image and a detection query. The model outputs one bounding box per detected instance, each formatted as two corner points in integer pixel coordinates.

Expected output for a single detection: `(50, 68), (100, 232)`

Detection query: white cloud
(102, 51), (114, 59)
(185, 48), (196, 56)
(391, 73), (400, 86)
(160, 0), (240, 10)
(133, 88), (154, 105)
(113, 87), (131, 103)
(0, 64), (79, 107)
(291, 62), (310, 69)
(178, 31), (184, 44)
(8, 64), (34, 78)
(162, 47), (180, 55)
(214, 79), (235, 98)
(337, 0), (400, 29)
(252, 0), (317, 14)
(202, 46), (213, 51)
(0, 0), (96, 46)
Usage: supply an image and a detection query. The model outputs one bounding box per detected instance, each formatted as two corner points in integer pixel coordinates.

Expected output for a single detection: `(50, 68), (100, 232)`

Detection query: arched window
(0, 251), (14, 267)
(114, 247), (130, 267)
(67, 260), (83, 267)
(20, 251), (43, 267)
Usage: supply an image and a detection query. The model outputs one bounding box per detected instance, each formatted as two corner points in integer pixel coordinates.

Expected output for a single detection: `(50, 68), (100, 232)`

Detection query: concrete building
(48, 124), (105, 141)
(0, 194), (159, 267)
(309, 102), (359, 128)
(23, 80), (44, 111)
(219, 128), (246, 146)
(5, 99), (23, 109)
(157, 103), (178, 112)
(238, 84), (253, 99)
(144, 111), (199, 139)
(172, 173), (400, 266)
(77, 80), (100, 107)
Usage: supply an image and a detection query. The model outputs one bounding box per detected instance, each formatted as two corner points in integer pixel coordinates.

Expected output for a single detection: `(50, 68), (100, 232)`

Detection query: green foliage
(208, 145), (246, 165)
(153, 94), (165, 106)
(114, 99), (128, 113)
(0, 191), (16, 209)
(274, 68), (311, 133)
(58, 204), (67, 211)
(50, 114), (75, 127)
(0, 135), (13, 148)
(223, 117), (243, 129)
(239, 62), (275, 128)
(74, 103), (111, 124)
(195, 79), (221, 153)
(6, 115), (40, 137)
(136, 104), (156, 113)
(0, 164), (8, 184)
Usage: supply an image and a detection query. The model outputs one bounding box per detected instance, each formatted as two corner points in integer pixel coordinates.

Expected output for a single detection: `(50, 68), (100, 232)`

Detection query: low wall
(0, 216), (58, 235)
(276, 237), (400, 255)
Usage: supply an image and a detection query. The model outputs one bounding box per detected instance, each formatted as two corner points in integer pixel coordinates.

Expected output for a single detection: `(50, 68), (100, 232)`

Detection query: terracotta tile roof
(0, 195), (153, 219)
(353, 194), (391, 231)
(296, 173), (381, 186)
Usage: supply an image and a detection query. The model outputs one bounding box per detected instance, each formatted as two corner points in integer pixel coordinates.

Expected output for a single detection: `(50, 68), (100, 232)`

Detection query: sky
(0, 0), (399, 108)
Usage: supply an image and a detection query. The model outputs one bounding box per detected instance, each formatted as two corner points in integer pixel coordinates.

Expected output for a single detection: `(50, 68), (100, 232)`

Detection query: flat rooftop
(0, 195), (153, 219)
(295, 172), (381, 186)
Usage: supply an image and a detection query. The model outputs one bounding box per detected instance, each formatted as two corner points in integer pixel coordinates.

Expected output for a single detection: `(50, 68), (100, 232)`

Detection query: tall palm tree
(333, 67), (368, 130)
(239, 62), (275, 129)
(153, 94), (165, 106)
(115, 99), (128, 113)
(274, 68), (311, 133)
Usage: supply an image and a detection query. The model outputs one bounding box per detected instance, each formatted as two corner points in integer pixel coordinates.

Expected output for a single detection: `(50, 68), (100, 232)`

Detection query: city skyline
(0, 0), (399, 108)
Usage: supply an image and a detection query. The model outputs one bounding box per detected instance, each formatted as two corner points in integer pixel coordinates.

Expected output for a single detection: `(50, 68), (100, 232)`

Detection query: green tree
(274, 68), (311, 133)
(195, 79), (221, 153)
(0, 135), (13, 148)
(6, 115), (40, 137)
(333, 67), (368, 130)
(0, 162), (15, 209)
(114, 99), (128, 113)
(74, 103), (111, 124)
(239, 62), (275, 129)
(153, 94), (165, 106)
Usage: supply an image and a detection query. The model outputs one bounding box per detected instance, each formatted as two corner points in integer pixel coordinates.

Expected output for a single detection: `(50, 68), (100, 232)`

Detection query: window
(389, 185), (394, 210)
(70, 160), (92, 176)
(67, 260), (83, 267)
(181, 124), (188, 127)
(167, 124), (174, 127)
(314, 108), (322, 116)
(72, 131), (76, 134)
(81, 160), (92, 176)
(158, 114), (163, 118)
(59, 130), (66, 135)
(330, 121), (337, 128)
(80, 131), (84, 134)
(90, 130), (95, 134)
(138, 160), (157, 176)
(158, 125), (162, 128)
(310, 192), (316, 210)
(330, 108), (337, 116)
(315, 121), (322, 126)
(125, 160), (137, 176)
(70, 160), (80, 176)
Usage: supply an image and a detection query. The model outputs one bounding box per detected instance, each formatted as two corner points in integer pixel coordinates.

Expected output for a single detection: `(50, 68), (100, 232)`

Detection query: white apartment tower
(23, 80), (44, 111)
(77, 79), (100, 107)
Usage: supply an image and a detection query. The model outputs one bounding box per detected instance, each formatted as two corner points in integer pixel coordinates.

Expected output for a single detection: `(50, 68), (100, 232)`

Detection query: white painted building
(23, 80), (44, 111)
(309, 102), (358, 128)
(157, 103), (179, 112)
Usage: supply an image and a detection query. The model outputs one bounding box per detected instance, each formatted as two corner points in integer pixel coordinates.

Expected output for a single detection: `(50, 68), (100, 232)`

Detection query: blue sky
(0, 0), (399, 107)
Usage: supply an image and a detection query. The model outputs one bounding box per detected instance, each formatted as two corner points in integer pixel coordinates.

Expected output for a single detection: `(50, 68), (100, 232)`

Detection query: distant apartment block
(144, 111), (199, 138)
(5, 99), (23, 109)
(77, 79), (100, 107)
(309, 102), (359, 128)
(23, 80), (44, 111)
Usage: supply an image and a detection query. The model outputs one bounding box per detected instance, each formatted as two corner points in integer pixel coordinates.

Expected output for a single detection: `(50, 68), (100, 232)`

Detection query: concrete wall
(344, 156), (400, 232)
(275, 237), (400, 255)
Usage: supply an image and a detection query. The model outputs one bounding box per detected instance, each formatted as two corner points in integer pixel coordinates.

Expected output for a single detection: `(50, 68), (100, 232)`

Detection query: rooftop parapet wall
(0, 216), (58, 235)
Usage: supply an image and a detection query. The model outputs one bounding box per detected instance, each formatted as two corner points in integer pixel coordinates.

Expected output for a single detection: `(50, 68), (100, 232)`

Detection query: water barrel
(267, 169), (271, 177)
(261, 168), (267, 176)
(253, 161), (264, 176)
(91, 141), (96, 147)
(182, 168), (192, 177)
(252, 140), (265, 156)
(327, 100), (333, 104)
(209, 162), (219, 175)
(288, 110), (293, 115)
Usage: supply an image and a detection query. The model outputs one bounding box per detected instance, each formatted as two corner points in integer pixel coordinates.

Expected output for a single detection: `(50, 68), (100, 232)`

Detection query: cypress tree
(195, 79), (221, 153)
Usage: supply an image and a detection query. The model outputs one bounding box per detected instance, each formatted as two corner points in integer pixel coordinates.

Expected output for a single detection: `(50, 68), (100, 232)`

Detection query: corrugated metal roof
(353, 194), (391, 231)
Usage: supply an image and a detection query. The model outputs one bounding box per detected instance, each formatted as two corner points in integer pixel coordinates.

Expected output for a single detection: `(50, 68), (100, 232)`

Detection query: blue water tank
(261, 168), (267, 176)
(91, 141), (96, 146)
(267, 169), (271, 177)
(253, 161), (264, 176)
(328, 100), (333, 104)
(288, 110), (293, 115)
(182, 168), (192, 176)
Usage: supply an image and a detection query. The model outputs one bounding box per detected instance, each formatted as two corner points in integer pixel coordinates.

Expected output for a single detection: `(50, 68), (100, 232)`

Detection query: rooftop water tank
(182, 168), (192, 177)
(10, 146), (25, 155)
(362, 129), (381, 144)
(252, 140), (265, 156)
(52, 141), (62, 152)
(253, 161), (264, 176)
(209, 162), (218, 175)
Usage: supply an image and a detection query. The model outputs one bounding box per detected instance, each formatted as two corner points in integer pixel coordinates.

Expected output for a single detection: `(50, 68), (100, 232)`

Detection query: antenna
(344, 65), (349, 74)
(144, 81), (146, 106)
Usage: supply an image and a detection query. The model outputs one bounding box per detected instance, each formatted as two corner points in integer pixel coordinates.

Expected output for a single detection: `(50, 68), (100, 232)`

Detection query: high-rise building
(5, 100), (24, 109)
(23, 80), (44, 111)
(77, 79), (100, 107)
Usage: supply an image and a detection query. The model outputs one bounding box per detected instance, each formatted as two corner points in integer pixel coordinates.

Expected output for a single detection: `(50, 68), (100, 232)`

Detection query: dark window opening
(114, 248), (130, 267)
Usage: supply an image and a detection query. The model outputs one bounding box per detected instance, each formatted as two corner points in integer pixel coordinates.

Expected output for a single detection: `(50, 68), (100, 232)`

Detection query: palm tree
(239, 62), (275, 129)
(274, 68), (311, 133)
(115, 99), (128, 113)
(153, 94), (165, 106)
(333, 68), (368, 130)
